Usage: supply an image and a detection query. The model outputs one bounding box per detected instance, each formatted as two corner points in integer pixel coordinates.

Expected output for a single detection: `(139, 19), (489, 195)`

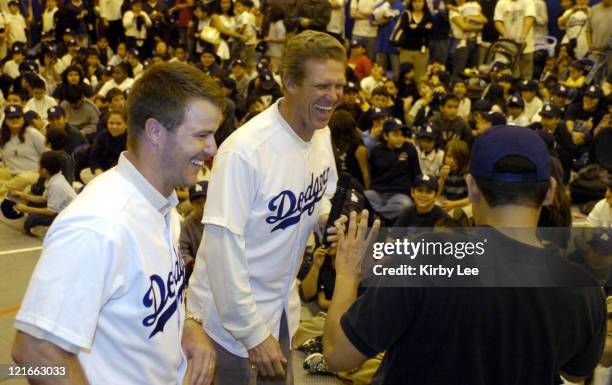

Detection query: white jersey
(327, 0), (345, 35)
(524, 96), (543, 123)
(494, 0), (537, 53)
(587, 198), (612, 227)
(188, 99), (337, 357)
(15, 154), (187, 385)
(351, 0), (377, 37)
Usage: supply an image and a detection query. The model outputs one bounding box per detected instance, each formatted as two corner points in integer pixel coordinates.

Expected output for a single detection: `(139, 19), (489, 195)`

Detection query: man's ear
(542, 177), (557, 207)
(466, 174), (479, 204)
(283, 75), (297, 95)
(143, 118), (164, 149)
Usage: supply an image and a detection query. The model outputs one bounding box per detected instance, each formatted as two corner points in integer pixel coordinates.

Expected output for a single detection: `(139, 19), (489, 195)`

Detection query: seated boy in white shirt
(9, 150), (77, 234)
(587, 180), (612, 227)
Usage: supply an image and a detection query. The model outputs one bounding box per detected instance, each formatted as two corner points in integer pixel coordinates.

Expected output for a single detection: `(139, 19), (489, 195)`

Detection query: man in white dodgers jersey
(188, 30), (345, 383)
(12, 62), (224, 385)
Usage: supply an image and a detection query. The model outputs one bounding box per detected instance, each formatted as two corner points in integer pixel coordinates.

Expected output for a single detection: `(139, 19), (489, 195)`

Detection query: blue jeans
(364, 190), (412, 220)
(452, 39), (479, 80)
(429, 39), (450, 66)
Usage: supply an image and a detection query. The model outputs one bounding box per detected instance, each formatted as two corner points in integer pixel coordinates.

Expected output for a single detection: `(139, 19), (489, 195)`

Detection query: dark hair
(8, 89), (26, 102)
(440, 92), (460, 107)
(66, 85), (84, 104)
(408, 0), (431, 15)
(444, 139), (470, 175)
(62, 65), (85, 84)
(105, 88), (125, 103)
(371, 86), (390, 98)
(0, 114), (26, 148)
(127, 62), (226, 149)
(46, 126), (68, 150)
(329, 110), (362, 153)
(214, 0), (234, 15)
(474, 156), (550, 208)
(39, 150), (63, 175)
(268, 3), (284, 22)
(31, 77), (46, 90)
(194, 2), (212, 14)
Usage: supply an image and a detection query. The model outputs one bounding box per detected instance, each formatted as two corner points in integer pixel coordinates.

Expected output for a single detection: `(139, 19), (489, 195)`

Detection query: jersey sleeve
(15, 226), (125, 350)
(524, 0), (536, 18)
(189, 224), (271, 349)
(202, 150), (256, 236)
(493, 2), (504, 22)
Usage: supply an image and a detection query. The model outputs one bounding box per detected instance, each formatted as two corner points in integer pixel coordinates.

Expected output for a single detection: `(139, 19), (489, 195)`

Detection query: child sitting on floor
(9, 150), (76, 235)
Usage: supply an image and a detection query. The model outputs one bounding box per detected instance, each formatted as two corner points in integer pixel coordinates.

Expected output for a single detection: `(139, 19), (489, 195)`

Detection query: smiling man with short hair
(188, 30), (344, 384)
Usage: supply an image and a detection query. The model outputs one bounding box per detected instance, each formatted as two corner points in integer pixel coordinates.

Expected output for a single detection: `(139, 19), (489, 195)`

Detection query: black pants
(105, 19), (125, 51)
(24, 213), (55, 232)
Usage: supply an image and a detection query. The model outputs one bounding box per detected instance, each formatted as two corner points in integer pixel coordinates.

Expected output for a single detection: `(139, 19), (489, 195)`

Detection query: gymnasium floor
(0, 216), (340, 385)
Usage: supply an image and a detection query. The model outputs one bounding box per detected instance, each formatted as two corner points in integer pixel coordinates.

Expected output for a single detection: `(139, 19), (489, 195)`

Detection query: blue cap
(552, 84), (569, 97)
(4, 105), (23, 119)
(189, 181), (208, 200)
(47, 105), (65, 119)
(256, 60), (269, 74)
(413, 174), (438, 190)
(231, 59), (246, 68)
(416, 122), (440, 138)
(539, 103), (561, 118)
(470, 125), (551, 182)
(520, 79), (538, 91)
(507, 95), (524, 108)
(350, 38), (365, 48)
(370, 107), (390, 120)
(482, 111), (507, 125)
(490, 61), (510, 73)
(584, 85), (603, 99)
(383, 118), (406, 133)
(344, 81), (359, 93)
(260, 70), (275, 87)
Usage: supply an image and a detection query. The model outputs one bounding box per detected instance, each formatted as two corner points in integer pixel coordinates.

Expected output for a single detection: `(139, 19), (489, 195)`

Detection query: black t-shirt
(564, 103), (606, 128)
(340, 229), (606, 385)
(393, 205), (449, 227)
(335, 140), (366, 188)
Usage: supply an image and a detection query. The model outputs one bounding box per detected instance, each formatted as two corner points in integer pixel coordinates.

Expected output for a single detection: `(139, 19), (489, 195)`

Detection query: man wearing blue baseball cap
(322, 125), (606, 384)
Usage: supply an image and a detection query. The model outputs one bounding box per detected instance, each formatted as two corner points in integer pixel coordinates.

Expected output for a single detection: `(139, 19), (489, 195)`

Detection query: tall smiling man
(188, 30), (344, 384)
(12, 62), (225, 385)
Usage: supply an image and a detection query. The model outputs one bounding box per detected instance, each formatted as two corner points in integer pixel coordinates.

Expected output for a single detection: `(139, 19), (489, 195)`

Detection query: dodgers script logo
(266, 168), (330, 232)
(142, 250), (186, 338)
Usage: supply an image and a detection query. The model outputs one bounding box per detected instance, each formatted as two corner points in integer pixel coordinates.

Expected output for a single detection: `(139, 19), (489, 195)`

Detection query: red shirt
(348, 54), (372, 80)
(176, 0), (193, 28)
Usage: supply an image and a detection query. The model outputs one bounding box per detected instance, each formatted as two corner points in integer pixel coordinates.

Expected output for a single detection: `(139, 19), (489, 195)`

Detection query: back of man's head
(470, 125), (552, 210)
